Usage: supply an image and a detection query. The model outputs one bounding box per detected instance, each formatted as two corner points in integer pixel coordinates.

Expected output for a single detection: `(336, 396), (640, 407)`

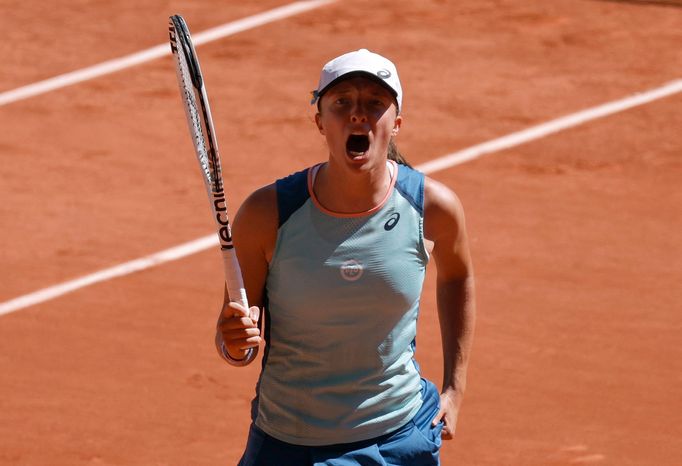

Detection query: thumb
(225, 301), (249, 318)
(250, 306), (261, 324)
(431, 406), (445, 427)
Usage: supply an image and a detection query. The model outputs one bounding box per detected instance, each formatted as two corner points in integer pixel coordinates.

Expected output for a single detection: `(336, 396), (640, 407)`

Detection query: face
(315, 76), (402, 169)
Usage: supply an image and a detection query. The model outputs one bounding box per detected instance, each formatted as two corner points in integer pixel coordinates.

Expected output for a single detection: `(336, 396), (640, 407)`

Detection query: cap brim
(314, 71), (399, 108)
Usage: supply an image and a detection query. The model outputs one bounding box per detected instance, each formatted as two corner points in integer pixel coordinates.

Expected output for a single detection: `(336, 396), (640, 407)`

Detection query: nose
(349, 102), (368, 123)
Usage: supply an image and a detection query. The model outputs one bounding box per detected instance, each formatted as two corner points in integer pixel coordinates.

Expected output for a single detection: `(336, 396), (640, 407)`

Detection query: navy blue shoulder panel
(275, 168), (311, 227)
(395, 164), (425, 216)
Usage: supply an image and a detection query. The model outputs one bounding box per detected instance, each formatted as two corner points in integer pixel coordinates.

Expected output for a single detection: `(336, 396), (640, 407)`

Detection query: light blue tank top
(255, 161), (430, 446)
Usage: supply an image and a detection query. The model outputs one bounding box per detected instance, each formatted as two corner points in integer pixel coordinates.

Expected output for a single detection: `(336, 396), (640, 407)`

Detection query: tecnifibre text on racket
(168, 15), (258, 366)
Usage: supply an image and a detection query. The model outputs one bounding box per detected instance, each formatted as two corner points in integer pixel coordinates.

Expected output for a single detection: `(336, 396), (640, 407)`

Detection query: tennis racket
(168, 15), (258, 366)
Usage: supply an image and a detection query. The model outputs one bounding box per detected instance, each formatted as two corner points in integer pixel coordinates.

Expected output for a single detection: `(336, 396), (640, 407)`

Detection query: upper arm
(230, 183), (278, 307)
(423, 177), (473, 282)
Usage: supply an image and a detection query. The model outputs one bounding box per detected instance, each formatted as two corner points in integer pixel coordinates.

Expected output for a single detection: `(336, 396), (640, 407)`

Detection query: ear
(315, 113), (325, 135)
(391, 115), (402, 136)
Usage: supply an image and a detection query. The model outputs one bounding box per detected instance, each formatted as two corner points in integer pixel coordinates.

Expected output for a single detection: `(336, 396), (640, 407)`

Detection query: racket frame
(169, 15), (258, 366)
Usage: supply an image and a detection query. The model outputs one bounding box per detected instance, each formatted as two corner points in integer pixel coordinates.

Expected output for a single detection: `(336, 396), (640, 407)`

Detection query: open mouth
(346, 134), (370, 156)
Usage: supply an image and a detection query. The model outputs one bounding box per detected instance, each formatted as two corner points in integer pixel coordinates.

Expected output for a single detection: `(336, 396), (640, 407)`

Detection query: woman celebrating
(217, 49), (476, 466)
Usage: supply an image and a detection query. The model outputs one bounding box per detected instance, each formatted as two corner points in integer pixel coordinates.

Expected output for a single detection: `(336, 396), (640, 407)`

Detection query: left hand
(431, 388), (461, 440)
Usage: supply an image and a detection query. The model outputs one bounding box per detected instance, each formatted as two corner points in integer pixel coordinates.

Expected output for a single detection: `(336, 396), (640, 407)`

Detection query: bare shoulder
(233, 183), (279, 259)
(236, 183), (278, 223)
(423, 177), (472, 279)
(423, 176), (466, 243)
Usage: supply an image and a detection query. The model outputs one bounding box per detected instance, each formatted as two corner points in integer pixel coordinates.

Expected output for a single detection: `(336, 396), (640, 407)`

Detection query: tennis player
(216, 49), (476, 466)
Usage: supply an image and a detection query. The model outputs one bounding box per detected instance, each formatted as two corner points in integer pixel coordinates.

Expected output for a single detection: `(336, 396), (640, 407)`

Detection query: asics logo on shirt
(384, 212), (400, 231)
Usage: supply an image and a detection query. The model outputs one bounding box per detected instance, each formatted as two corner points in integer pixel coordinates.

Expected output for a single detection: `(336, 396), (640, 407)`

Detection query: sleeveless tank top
(254, 160), (429, 446)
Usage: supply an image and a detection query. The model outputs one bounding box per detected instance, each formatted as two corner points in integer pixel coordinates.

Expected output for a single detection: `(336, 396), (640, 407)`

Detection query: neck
(313, 159), (393, 214)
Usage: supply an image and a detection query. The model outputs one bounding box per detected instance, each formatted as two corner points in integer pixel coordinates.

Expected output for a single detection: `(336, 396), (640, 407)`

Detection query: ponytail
(387, 138), (411, 167)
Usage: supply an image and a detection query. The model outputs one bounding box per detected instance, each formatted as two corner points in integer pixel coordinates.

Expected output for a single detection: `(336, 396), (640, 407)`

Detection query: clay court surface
(1, 1), (681, 464)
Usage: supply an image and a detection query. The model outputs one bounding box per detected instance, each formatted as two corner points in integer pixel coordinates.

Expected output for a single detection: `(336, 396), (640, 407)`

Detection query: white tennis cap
(310, 49), (403, 111)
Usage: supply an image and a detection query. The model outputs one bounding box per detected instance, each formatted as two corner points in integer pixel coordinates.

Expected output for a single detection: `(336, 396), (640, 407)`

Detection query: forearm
(437, 275), (476, 396)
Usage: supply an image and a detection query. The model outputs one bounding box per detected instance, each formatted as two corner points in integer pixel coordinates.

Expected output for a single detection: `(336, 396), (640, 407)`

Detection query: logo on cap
(377, 69), (391, 79)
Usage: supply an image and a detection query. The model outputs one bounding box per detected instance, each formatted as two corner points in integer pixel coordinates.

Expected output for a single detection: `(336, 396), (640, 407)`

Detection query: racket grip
(221, 248), (248, 308)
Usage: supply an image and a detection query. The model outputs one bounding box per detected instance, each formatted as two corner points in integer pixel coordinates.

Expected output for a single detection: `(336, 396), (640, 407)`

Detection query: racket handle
(222, 248), (248, 309)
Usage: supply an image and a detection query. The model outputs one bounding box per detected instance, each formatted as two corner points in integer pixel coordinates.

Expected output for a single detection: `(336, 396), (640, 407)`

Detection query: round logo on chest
(340, 259), (364, 282)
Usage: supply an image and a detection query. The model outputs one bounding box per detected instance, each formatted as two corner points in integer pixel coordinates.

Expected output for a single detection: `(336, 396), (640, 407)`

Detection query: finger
(222, 327), (261, 342)
(218, 316), (258, 330)
(441, 424), (455, 440)
(439, 411), (456, 440)
(239, 337), (262, 350)
(431, 407), (445, 427)
(226, 301), (250, 318)
(225, 334), (262, 351)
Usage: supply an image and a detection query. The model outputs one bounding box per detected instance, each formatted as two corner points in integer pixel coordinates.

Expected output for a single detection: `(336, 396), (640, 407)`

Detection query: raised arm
(423, 177), (476, 439)
(215, 183), (278, 365)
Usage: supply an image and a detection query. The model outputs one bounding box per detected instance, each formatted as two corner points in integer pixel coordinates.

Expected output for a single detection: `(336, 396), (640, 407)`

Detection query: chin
(343, 151), (387, 172)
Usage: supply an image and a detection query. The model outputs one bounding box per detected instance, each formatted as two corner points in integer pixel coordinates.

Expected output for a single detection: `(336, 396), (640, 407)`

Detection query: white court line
(415, 79), (682, 173)
(1, 81), (680, 315)
(0, 236), (218, 316)
(0, 0), (337, 107)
